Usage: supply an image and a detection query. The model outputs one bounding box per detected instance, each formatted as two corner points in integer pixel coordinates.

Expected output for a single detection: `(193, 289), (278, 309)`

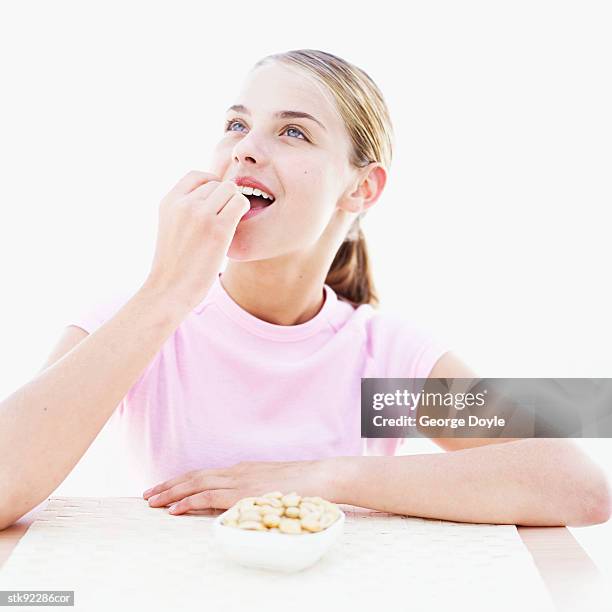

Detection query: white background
(1, 0), (610, 582)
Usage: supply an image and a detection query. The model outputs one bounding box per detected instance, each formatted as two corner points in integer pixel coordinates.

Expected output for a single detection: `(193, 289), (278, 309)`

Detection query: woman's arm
(0, 171), (250, 531)
(331, 350), (610, 527)
(0, 284), (189, 530)
(142, 438), (610, 527)
(327, 439), (611, 527)
(143, 351), (609, 526)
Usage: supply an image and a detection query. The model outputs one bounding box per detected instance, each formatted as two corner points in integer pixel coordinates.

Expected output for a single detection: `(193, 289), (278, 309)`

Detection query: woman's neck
(220, 259), (329, 326)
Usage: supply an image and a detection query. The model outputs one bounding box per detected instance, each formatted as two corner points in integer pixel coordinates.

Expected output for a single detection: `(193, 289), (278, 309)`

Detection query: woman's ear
(341, 163), (387, 214)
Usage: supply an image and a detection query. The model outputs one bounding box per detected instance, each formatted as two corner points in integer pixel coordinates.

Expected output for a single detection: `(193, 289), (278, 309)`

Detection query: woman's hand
(142, 170), (250, 313)
(142, 459), (342, 515)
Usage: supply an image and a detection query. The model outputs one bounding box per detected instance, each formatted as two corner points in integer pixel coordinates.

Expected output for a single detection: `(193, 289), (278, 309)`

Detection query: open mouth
(246, 194), (274, 210)
(236, 186), (276, 210)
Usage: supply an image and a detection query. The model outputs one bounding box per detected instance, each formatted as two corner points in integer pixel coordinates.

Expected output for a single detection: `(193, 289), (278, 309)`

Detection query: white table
(0, 497), (609, 611)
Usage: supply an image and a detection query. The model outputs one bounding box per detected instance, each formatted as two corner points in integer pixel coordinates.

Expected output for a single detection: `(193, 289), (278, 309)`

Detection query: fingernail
(148, 494), (159, 504)
(169, 504), (178, 513)
(143, 488), (153, 498)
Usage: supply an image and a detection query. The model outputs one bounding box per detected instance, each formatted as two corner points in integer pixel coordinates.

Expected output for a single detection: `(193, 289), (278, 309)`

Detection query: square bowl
(212, 507), (345, 573)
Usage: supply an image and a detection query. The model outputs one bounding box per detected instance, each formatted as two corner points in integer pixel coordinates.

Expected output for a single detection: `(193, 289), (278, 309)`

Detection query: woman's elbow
(544, 440), (612, 527)
(556, 468), (612, 527)
(577, 473), (612, 526)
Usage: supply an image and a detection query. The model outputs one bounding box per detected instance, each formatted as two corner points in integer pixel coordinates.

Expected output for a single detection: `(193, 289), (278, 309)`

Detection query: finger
(143, 471), (195, 499)
(187, 179), (221, 202)
(217, 192), (250, 222)
(203, 180), (243, 214)
(168, 489), (238, 515)
(143, 467), (229, 500)
(167, 170), (221, 199)
(148, 476), (229, 507)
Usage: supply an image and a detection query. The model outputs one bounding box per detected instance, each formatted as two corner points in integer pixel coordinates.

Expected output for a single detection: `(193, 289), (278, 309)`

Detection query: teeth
(237, 185), (274, 201)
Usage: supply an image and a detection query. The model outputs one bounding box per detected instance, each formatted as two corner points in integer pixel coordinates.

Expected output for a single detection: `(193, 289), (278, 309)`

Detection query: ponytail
(325, 217), (379, 309)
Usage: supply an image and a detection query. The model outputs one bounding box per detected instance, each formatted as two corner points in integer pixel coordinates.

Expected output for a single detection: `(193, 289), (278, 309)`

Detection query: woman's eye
(283, 126), (307, 140)
(225, 119), (247, 133)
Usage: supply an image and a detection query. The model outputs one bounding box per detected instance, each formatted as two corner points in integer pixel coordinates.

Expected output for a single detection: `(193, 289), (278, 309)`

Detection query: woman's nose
(232, 132), (268, 166)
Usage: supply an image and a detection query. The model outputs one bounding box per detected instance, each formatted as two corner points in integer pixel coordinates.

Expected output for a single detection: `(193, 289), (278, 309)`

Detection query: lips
(233, 176), (275, 198)
(233, 176), (276, 210)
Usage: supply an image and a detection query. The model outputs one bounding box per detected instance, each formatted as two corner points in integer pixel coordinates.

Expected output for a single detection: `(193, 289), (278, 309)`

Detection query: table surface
(0, 499), (608, 612)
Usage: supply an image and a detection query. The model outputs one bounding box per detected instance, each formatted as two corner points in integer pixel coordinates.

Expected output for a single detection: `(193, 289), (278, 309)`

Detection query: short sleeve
(364, 312), (453, 456)
(366, 311), (452, 379)
(67, 290), (134, 335)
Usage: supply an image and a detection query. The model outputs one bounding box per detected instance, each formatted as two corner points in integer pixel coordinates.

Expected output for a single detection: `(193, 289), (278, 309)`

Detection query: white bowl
(212, 507), (345, 573)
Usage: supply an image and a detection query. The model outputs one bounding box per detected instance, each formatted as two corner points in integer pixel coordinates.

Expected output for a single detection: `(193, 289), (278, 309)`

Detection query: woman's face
(210, 61), (360, 261)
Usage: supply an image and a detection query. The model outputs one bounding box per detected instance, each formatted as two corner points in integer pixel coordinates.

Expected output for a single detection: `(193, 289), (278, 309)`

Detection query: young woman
(1, 50), (608, 529)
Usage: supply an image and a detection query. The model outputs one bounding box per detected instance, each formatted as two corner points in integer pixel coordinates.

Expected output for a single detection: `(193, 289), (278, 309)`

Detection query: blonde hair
(254, 49), (394, 309)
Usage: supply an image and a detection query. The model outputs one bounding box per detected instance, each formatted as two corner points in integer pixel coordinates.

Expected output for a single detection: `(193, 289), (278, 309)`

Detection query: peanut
(255, 496), (282, 508)
(301, 515), (323, 532)
(281, 493), (301, 507)
(239, 510), (263, 523)
(262, 513), (281, 528)
(284, 506), (300, 519)
(279, 517), (302, 534)
(262, 491), (283, 499)
(238, 521), (266, 531)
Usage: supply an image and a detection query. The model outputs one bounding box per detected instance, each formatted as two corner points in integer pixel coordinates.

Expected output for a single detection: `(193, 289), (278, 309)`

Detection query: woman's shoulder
(343, 301), (432, 335)
(357, 307), (453, 378)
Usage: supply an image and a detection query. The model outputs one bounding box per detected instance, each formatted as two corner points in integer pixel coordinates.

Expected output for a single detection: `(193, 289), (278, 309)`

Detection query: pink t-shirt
(68, 273), (451, 485)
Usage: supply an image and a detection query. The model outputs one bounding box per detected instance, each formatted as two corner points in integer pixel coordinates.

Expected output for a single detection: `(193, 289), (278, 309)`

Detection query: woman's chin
(226, 236), (261, 262)
(227, 235), (290, 263)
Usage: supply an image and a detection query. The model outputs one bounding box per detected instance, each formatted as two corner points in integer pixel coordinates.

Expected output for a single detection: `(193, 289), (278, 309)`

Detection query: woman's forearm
(0, 283), (191, 530)
(325, 439), (611, 527)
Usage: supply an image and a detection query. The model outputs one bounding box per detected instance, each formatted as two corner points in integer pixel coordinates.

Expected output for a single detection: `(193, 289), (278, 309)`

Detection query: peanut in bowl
(212, 491), (345, 572)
